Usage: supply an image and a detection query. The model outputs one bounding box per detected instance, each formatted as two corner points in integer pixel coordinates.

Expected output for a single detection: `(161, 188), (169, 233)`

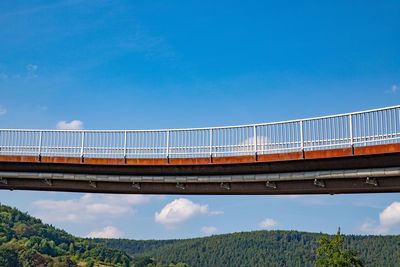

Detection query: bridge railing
(0, 106), (399, 159)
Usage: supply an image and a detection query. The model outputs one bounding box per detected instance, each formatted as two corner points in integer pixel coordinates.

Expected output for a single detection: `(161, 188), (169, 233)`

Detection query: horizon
(1, 201), (397, 240)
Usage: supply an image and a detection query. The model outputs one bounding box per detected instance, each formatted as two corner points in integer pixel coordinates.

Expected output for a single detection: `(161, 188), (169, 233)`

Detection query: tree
(133, 256), (155, 267)
(316, 229), (363, 267)
(0, 247), (20, 266)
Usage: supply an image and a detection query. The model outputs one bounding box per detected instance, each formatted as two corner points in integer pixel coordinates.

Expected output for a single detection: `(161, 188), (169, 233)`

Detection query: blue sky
(0, 0), (400, 239)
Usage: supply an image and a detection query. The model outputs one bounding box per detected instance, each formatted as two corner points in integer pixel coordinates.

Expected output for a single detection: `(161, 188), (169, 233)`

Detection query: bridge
(1, 105), (400, 195)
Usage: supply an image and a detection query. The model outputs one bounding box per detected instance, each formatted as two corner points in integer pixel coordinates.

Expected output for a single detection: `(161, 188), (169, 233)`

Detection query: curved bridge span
(1, 105), (400, 195)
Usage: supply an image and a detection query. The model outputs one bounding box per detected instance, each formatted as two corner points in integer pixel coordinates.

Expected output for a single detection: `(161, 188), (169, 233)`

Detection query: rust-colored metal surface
(169, 157), (212, 165)
(126, 158), (168, 165)
(0, 155), (38, 163)
(1, 144), (400, 167)
(354, 143), (400, 156)
(212, 155), (256, 164)
(258, 152), (303, 162)
(41, 156), (81, 164)
(304, 148), (353, 159)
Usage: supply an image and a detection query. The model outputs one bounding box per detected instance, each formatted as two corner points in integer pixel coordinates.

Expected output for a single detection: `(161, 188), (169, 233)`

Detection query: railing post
(300, 120), (304, 150)
(209, 128), (213, 157)
(38, 131), (43, 156)
(166, 130), (170, 158)
(123, 131), (127, 158)
(349, 114), (353, 146)
(80, 131), (85, 158)
(253, 125), (257, 155)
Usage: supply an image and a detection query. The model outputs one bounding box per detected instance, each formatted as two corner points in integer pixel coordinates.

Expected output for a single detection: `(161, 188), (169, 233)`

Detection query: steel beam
(1, 176), (400, 195)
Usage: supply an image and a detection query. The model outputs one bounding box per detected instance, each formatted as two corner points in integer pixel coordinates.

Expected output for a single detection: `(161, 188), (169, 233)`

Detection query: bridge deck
(1, 105), (400, 194)
(1, 143), (400, 195)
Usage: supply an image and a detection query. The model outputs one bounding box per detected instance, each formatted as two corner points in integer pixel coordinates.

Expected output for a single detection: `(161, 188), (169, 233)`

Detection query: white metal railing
(0, 106), (399, 159)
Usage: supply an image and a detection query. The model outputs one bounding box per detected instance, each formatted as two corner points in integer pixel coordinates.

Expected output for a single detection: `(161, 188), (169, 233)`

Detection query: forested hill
(96, 231), (400, 267)
(0, 204), (186, 267)
(0, 203), (139, 266)
(1, 203), (400, 267)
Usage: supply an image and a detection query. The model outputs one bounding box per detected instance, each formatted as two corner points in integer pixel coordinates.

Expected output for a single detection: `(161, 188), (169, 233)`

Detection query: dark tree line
(99, 230), (400, 267)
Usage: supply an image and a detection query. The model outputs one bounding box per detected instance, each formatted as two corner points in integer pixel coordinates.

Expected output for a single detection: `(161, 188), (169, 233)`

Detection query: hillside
(0, 204), (186, 267)
(96, 231), (400, 267)
(1, 203), (400, 267)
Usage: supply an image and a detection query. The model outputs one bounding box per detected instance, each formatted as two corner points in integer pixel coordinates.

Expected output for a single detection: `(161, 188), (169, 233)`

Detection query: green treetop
(316, 229), (363, 267)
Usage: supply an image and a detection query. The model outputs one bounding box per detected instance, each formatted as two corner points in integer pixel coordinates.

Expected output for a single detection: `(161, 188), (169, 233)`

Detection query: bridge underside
(1, 144), (400, 195)
(1, 175), (400, 195)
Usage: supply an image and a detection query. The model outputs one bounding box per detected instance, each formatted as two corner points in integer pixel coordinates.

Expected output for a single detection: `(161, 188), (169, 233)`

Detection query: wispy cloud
(0, 105), (7, 116)
(56, 120), (84, 130)
(201, 226), (217, 235)
(391, 84), (399, 94)
(360, 201), (400, 234)
(32, 193), (150, 224)
(26, 64), (38, 78)
(87, 225), (124, 239)
(0, 64), (39, 81)
(155, 198), (223, 228)
(258, 218), (278, 230)
(36, 105), (48, 111)
(0, 2), (181, 82)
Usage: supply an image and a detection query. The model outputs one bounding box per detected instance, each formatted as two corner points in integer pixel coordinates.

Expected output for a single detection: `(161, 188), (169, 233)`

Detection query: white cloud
(359, 221), (385, 235)
(0, 106), (7, 116)
(360, 201), (400, 234)
(155, 198), (223, 227)
(32, 193), (150, 224)
(26, 64), (38, 78)
(0, 64), (38, 81)
(258, 218), (278, 229)
(391, 84), (399, 94)
(380, 201), (400, 226)
(56, 120), (84, 130)
(26, 64), (38, 72)
(87, 226), (123, 239)
(201, 226), (217, 235)
(103, 194), (150, 205)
